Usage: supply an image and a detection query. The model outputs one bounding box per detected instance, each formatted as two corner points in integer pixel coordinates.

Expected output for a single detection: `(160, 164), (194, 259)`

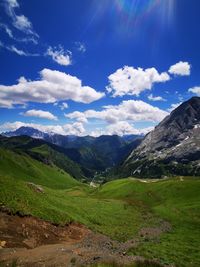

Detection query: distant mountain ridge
(3, 127), (143, 178)
(4, 126), (141, 144)
(118, 97), (200, 178)
(4, 126), (50, 140)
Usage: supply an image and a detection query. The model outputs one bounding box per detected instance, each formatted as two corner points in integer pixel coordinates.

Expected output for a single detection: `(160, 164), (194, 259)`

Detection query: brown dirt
(0, 211), (88, 249)
(0, 212), (170, 267)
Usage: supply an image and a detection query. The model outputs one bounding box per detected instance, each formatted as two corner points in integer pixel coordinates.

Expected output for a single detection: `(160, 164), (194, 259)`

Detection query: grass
(97, 178), (200, 267)
(0, 148), (147, 238)
(0, 148), (200, 266)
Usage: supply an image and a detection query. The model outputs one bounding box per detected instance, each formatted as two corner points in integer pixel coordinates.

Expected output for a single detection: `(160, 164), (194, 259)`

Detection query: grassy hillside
(0, 148), (199, 266)
(0, 148), (148, 239)
(0, 135), (86, 181)
(97, 178), (200, 267)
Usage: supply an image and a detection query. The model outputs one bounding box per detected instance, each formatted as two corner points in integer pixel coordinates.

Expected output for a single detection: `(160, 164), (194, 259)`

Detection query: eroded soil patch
(0, 211), (170, 267)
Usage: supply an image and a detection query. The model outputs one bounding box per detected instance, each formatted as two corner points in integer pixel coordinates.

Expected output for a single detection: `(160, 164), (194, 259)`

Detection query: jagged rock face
(122, 97), (200, 178)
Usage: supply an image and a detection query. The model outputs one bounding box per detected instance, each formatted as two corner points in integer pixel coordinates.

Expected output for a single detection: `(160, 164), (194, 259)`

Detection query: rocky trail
(0, 211), (170, 267)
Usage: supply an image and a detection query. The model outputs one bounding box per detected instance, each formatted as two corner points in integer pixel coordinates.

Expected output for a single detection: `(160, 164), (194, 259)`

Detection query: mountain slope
(3, 129), (143, 177)
(4, 126), (49, 139)
(0, 147), (79, 190)
(0, 135), (86, 181)
(1, 167), (200, 267)
(118, 97), (200, 178)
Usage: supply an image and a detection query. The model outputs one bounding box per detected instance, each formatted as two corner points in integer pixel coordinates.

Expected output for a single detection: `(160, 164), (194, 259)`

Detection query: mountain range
(2, 97), (200, 179)
(2, 128), (142, 179)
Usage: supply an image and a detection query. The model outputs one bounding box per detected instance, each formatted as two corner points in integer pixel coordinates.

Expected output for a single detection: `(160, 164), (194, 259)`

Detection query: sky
(0, 0), (200, 136)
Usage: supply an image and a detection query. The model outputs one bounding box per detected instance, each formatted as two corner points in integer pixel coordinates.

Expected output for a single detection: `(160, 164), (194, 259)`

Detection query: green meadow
(0, 148), (200, 267)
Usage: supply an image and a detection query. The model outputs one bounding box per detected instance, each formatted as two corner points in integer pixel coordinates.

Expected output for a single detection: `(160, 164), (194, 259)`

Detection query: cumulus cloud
(0, 68), (104, 108)
(107, 66), (170, 97)
(167, 102), (182, 112)
(90, 121), (153, 137)
(0, 99), (13, 108)
(0, 121), (85, 136)
(188, 86), (200, 96)
(148, 94), (166, 101)
(66, 100), (168, 124)
(0, 120), (153, 137)
(105, 121), (153, 136)
(46, 46), (72, 66)
(22, 109), (58, 121)
(168, 61), (191, 76)
(65, 111), (88, 123)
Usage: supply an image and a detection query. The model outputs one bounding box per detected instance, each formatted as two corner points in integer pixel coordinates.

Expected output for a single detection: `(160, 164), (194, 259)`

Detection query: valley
(0, 98), (200, 267)
(0, 145), (199, 266)
(1, 0), (200, 265)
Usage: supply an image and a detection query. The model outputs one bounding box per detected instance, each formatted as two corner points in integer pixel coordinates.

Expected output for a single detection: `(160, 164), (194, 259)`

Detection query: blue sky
(0, 0), (200, 136)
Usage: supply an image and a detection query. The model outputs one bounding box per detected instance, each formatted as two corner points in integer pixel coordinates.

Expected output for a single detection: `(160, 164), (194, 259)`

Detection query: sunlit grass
(0, 148), (200, 266)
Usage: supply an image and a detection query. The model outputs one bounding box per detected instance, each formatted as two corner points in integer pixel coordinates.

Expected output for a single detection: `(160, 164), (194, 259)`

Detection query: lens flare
(113, 0), (175, 29)
(83, 0), (175, 43)
(114, 0), (159, 17)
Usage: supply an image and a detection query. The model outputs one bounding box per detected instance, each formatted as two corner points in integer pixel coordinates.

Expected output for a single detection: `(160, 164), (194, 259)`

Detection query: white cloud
(18, 37), (38, 44)
(148, 94), (166, 101)
(188, 86), (200, 96)
(7, 45), (39, 56)
(168, 61), (191, 76)
(59, 102), (69, 110)
(0, 120), (153, 137)
(167, 102), (182, 112)
(4, 0), (39, 38)
(14, 15), (32, 32)
(46, 46), (72, 66)
(0, 121), (86, 136)
(105, 121), (153, 136)
(65, 111), (88, 123)
(5, 0), (19, 8)
(0, 99), (13, 108)
(90, 121), (153, 137)
(8, 45), (26, 56)
(66, 100), (168, 124)
(6, 0), (19, 8)
(0, 23), (38, 44)
(107, 66), (170, 97)
(22, 109), (58, 121)
(0, 42), (39, 56)
(0, 68), (104, 108)
(0, 23), (13, 38)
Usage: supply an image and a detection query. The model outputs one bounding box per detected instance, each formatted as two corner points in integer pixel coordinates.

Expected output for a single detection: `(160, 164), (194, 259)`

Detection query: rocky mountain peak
(120, 97), (200, 178)
(159, 96), (200, 131)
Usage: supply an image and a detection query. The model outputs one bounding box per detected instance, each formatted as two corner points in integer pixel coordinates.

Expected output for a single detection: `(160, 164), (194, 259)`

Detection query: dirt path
(0, 211), (169, 267)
